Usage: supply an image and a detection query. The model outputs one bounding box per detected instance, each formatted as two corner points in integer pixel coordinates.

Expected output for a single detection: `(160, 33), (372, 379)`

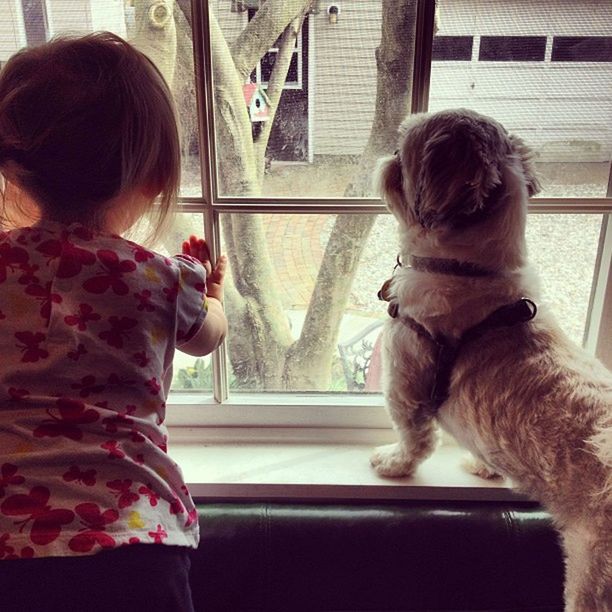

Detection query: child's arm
(177, 236), (228, 357)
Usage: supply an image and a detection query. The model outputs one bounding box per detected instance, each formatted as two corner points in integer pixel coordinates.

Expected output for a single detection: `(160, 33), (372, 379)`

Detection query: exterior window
(432, 36), (473, 61)
(478, 36), (547, 61)
(552, 37), (612, 62)
(247, 8), (304, 88)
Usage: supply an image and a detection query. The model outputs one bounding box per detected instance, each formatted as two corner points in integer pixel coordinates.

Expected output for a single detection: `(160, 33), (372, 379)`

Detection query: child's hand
(182, 235), (226, 301)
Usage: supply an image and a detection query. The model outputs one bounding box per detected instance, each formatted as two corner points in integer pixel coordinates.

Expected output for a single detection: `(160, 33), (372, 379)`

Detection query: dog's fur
(371, 109), (612, 611)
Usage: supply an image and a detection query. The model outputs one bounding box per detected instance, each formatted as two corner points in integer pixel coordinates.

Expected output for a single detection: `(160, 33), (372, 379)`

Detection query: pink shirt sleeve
(172, 254), (208, 346)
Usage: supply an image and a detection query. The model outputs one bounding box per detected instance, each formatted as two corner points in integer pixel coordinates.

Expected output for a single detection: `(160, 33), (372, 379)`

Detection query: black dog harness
(378, 257), (537, 410)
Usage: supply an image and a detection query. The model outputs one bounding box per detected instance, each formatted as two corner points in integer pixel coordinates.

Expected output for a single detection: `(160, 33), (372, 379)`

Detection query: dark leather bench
(192, 501), (564, 611)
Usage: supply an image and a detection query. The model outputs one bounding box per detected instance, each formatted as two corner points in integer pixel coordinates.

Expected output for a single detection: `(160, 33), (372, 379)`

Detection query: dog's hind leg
(561, 520), (612, 612)
(370, 401), (438, 478)
(461, 453), (502, 480)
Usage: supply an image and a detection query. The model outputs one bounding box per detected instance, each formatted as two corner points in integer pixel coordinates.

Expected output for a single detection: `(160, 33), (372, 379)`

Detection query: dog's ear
(374, 153), (407, 218)
(508, 133), (541, 197)
(414, 122), (504, 230)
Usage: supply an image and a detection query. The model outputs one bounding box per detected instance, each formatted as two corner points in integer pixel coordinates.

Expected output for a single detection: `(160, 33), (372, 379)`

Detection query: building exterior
(215, 0), (612, 163)
(2, 0), (611, 163)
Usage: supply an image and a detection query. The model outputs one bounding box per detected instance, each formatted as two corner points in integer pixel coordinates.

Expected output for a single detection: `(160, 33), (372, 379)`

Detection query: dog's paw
(461, 454), (502, 480)
(370, 443), (416, 478)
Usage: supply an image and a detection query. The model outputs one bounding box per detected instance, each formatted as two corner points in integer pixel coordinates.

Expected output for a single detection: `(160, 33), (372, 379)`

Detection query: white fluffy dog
(371, 108), (612, 611)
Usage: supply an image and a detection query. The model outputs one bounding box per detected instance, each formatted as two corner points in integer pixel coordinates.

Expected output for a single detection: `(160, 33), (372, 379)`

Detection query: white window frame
(168, 0), (612, 437)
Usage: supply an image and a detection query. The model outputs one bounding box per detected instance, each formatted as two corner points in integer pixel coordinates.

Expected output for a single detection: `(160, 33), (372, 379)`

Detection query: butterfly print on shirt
(67, 344), (87, 361)
(134, 289), (155, 312)
(98, 316), (138, 349)
(68, 502), (118, 553)
(70, 375), (106, 398)
(148, 524), (168, 544)
(106, 480), (139, 509)
(36, 238), (96, 278)
(62, 466), (97, 487)
(0, 243), (29, 284)
(33, 398), (100, 441)
(100, 440), (126, 460)
(128, 242), (155, 263)
(83, 250), (137, 295)
(64, 303), (102, 331)
(18, 262), (40, 285)
(0, 464), (25, 497)
(0, 486), (75, 546)
(25, 281), (62, 321)
(0, 533), (34, 560)
(14, 331), (49, 363)
(138, 484), (160, 507)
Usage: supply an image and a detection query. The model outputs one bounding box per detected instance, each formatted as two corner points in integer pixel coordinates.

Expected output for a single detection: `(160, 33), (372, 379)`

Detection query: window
(478, 36), (547, 62)
(552, 36), (612, 62)
(8, 1), (612, 433)
(247, 8), (304, 88)
(432, 36), (473, 61)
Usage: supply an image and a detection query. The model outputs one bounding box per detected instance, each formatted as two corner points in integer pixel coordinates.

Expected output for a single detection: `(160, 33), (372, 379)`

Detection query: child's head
(0, 32), (180, 239)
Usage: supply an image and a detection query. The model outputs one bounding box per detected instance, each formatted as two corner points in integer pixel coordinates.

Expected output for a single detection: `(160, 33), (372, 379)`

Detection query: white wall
(45, 0), (92, 37)
(90, 0), (126, 37)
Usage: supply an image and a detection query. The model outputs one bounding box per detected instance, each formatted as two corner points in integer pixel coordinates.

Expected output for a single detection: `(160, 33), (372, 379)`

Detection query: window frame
(168, 0), (612, 431)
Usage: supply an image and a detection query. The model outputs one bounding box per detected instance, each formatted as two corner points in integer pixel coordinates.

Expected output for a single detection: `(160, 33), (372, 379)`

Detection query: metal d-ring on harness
(377, 256), (538, 410)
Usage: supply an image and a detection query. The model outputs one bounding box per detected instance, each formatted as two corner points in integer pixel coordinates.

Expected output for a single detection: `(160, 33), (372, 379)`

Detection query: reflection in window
(552, 37), (612, 62)
(433, 36), (473, 61)
(479, 36), (546, 61)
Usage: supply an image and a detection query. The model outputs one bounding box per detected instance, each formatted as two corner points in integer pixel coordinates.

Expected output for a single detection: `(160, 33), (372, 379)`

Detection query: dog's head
(376, 109), (540, 234)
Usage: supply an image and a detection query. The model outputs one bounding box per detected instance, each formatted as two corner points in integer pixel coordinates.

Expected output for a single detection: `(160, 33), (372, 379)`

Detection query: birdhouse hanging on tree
(243, 82), (271, 122)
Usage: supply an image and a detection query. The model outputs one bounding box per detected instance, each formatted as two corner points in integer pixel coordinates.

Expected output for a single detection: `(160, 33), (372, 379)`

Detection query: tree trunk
(283, 0), (418, 389)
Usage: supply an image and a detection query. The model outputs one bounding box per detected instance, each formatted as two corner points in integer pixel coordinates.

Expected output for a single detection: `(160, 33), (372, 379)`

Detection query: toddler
(0, 32), (227, 611)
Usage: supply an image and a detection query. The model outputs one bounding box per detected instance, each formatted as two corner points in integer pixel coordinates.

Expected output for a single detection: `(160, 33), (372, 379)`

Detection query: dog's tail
(588, 419), (612, 501)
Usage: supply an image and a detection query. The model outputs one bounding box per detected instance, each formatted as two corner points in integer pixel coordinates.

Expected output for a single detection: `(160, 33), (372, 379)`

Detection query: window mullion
(583, 162), (612, 365)
(193, 0), (229, 402)
(411, 0), (436, 114)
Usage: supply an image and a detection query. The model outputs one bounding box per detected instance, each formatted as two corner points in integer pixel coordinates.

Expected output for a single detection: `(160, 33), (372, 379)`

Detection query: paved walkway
(263, 213), (329, 309)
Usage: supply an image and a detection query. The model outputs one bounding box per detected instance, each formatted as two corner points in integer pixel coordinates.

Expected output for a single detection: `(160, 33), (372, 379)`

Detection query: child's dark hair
(0, 32), (180, 238)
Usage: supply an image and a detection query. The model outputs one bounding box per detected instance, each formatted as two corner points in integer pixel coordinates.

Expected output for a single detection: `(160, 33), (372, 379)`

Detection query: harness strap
(410, 255), (495, 278)
(388, 298), (537, 409)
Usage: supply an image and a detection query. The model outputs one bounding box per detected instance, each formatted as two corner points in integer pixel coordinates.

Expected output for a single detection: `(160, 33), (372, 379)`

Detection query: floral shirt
(0, 220), (207, 559)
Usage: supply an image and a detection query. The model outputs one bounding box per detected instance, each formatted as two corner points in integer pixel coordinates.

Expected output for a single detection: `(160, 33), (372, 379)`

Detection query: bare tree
(132, 0), (417, 390)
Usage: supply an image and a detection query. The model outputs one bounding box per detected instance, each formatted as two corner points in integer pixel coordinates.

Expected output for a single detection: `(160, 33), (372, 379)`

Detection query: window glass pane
(220, 212), (392, 393)
(526, 214), (602, 345)
(210, 1), (417, 197)
(136, 212), (212, 393)
(478, 36), (546, 62)
(432, 35), (473, 61)
(430, 0), (612, 198)
(1, 0), (201, 197)
(218, 212), (600, 394)
(552, 37), (612, 62)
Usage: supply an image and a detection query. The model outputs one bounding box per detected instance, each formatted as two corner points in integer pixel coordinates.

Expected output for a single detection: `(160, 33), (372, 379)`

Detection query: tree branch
(229, 0), (311, 80)
(254, 16), (304, 184)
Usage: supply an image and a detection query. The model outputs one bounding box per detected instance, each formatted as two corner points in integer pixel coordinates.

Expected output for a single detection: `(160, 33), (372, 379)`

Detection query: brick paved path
(263, 213), (329, 309)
